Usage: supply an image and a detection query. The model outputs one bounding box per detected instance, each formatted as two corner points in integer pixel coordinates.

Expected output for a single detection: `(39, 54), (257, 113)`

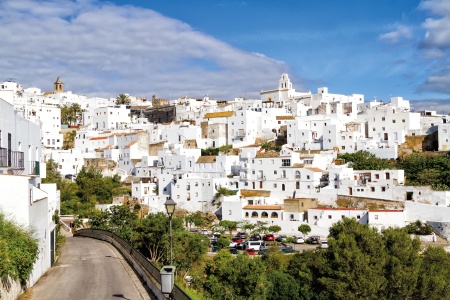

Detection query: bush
(0, 212), (39, 285)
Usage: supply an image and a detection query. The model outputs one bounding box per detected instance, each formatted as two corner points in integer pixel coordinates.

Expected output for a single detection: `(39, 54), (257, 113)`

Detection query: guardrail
(74, 229), (191, 300)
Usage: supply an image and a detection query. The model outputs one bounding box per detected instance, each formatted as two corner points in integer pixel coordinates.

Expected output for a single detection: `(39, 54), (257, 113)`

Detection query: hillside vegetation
(338, 151), (450, 190)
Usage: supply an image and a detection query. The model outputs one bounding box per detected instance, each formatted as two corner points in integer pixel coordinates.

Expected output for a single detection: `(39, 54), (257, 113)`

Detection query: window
(271, 212), (278, 218)
(252, 211), (258, 218)
(273, 183), (277, 188)
(374, 215), (378, 220)
(245, 212), (249, 218)
(274, 170), (277, 175)
(372, 128), (376, 131)
(328, 215), (332, 219)
(261, 212), (269, 218)
(375, 174), (380, 179)
(402, 119), (405, 123)
(314, 216), (318, 220)
(371, 187), (375, 192)
(382, 117), (385, 121)
(393, 120), (396, 123)
(341, 146), (345, 150)
(342, 215), (345, 219)
(381, 187), (386, 192)
(342, 136), (345, 140)
(281, 159), (291, 167)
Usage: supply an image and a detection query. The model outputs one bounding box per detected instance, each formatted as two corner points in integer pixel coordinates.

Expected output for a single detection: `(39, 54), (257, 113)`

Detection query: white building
(0, 97), (59, 291)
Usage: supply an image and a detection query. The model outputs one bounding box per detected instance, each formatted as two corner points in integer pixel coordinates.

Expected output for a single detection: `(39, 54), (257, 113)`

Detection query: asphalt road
(28, 235), (154, 300)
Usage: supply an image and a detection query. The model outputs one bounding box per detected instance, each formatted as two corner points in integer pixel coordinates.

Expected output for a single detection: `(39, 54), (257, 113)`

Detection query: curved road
(28, 234), (155, 300)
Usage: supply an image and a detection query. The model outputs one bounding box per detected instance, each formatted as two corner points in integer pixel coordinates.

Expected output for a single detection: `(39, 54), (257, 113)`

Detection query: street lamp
(164, 198), (177, 265)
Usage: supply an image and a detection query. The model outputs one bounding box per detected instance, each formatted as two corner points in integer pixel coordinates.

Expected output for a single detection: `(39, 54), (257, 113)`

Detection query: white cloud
(0, 0), (293, 99)
(378, 24), (413, 44)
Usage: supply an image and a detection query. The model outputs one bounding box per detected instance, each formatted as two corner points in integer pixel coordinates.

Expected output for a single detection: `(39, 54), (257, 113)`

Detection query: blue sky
(1, 0), (450, 108)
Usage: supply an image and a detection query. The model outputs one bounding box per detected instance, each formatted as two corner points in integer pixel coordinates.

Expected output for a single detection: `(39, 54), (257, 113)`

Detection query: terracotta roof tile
(255, 151), (280, 158)
(276, 116), (295, 120)
(90, 136), (108, 141)
(243, 205), (283, 210)
(240, 189), (271, 198)
(292, 163), (305, 168)
(204, 111), (234, 118)
(196, 156), (217, 163)
(306, 167), (323, 172)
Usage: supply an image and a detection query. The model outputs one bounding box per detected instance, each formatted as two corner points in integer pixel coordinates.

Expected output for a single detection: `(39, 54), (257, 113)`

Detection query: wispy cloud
(378, 24), (413, 44)
(0, 0), (292, 99)
(416, 0), (450, 94)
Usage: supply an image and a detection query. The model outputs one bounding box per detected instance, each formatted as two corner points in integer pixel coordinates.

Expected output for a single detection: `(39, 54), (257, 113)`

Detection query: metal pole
(169, 215), (173, 265)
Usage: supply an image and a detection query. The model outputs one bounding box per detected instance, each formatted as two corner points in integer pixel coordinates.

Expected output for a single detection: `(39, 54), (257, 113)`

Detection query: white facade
(0, 97), (59, 290)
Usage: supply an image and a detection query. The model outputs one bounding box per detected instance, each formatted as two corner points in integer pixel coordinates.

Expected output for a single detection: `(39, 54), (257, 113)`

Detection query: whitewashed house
(0, 97), (59, 291)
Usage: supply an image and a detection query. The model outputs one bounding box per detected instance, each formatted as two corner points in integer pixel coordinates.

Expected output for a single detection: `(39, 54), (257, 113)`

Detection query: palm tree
(116, 94), (131, 105)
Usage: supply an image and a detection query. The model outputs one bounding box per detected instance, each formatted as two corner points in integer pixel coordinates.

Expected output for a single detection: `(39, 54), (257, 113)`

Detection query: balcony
(0, 148), (24, 169)
(30, 161), (40, 175)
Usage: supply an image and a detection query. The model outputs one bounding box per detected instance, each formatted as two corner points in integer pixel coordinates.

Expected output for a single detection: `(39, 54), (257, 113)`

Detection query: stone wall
(336, 195), (404, 210)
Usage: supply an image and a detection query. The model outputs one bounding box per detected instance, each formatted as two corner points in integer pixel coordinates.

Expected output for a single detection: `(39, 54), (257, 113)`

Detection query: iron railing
(75, 229), (191, 300)
(0, 147), (24, 169)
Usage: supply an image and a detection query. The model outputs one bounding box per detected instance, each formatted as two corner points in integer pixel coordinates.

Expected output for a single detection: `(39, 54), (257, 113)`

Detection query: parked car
(280, 246), (298, 254)
(236, 242), (246, 250)
(244, 240), (265, 251)
(250, 234), (262, 241)
(247, 248), (256, 256)
(258, 248), (269, 255)
(236, 232), (247, 239)
(264, 234), (275, 241)
(275, 235), (287, 242)
(229, 237), (243, 248)
(293, 236), (305, 244)
(317, 241), (328, 249)
(207, 235), (217, 245)
(229, 248), (238, 255)
(306, 236), (320, 244)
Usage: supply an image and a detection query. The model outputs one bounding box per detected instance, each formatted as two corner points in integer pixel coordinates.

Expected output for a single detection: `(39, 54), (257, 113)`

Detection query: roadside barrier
(74, 228), (191, 300)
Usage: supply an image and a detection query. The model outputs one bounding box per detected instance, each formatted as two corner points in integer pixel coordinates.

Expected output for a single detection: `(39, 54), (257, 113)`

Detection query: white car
(294, 236), (305, 244)
(317, 241), (328, 249)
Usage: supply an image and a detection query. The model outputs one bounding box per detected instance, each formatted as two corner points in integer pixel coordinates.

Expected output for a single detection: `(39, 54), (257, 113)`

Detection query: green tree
(219, 220), (238, 236)
(298, 224), (311, 237)
(201, 148), (219, 156)
(109, 205), (137, 240)
(61, 103), (83, 126)
(89, 209), (110, 230)
(42, 159), (63, 188)
(415, 246), (450, 300)
(215, 236), (230, 250)
(266, 270), (301, 300)
(186, 211), (205, 229)
(133, 212), (184, 264)
(338, 150), (393, 170)
(381, 227), (421, 299)
(172, 230), (209, 270)
(215, 187), (237, 198)
(115, 93), (131, 105)
(241, 220), (255, 236)
(268, 225), (282, 234)
(405, 220), (434, 235)
(202, 250), (269, 299)
(253, 221), (269, 235)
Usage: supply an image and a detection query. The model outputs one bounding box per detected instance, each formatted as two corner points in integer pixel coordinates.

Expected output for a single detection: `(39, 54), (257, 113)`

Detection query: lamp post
(164, 198), (177, 265)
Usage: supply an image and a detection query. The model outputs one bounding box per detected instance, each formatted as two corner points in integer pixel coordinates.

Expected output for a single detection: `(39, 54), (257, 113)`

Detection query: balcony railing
(0, 148), (24, 169)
